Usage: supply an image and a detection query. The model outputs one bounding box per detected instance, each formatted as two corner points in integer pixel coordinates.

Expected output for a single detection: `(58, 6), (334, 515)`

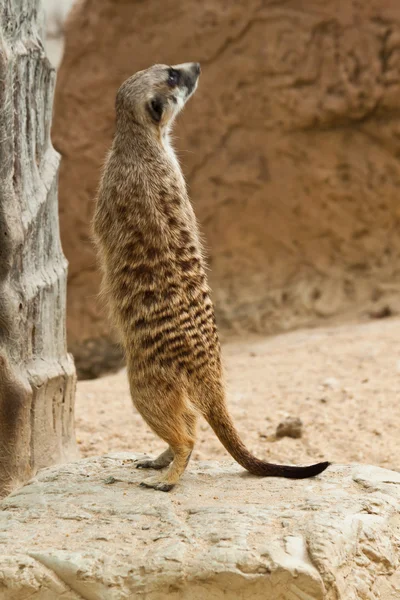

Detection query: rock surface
(1, 454), (399, 599)
(52, 0), (400, 377)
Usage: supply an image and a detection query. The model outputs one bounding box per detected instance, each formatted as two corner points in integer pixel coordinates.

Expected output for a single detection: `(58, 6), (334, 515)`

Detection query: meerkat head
(116, 62), (201, 135)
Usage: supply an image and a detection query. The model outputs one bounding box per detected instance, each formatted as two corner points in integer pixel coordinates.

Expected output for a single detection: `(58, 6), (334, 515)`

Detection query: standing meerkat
(92, 62), (330, 491)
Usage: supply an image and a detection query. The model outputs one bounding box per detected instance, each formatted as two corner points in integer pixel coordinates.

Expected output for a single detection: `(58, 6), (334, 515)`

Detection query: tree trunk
(0, 0), (77, 497)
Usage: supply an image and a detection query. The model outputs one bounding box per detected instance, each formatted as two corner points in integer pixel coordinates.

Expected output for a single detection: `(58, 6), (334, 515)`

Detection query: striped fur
(92, 63), (329, 491)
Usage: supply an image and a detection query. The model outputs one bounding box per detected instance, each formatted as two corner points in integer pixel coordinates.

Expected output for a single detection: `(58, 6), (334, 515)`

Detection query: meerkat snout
(115, 62), (201, 134)
(170, 62), (201, 95)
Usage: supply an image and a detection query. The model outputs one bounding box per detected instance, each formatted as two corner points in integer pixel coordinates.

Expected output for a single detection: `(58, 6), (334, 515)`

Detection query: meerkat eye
(148, 96), (164, 123)
(167, 68), (180, 87)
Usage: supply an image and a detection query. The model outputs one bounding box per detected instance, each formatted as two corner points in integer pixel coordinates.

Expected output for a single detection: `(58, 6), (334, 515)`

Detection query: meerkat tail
(203, 403), (330, 479)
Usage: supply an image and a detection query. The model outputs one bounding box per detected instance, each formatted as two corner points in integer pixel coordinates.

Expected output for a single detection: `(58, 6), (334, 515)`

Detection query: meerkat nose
(193, 63), (201, 76)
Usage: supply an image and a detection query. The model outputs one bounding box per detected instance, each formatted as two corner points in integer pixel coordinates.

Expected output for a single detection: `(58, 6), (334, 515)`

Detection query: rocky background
(43, 0), (73, 68)
(48, 0), (400, 377)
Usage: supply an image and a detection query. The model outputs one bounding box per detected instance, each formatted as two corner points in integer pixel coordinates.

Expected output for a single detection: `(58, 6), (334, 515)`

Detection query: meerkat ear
(147, 96), (164, 123)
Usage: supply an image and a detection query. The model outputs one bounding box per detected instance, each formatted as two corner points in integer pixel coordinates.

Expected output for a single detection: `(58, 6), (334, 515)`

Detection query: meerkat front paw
(139, 476), (175, 492)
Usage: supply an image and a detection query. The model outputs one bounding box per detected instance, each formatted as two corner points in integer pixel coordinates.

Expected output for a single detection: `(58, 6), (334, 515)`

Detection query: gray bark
(0, 0), (77, 496)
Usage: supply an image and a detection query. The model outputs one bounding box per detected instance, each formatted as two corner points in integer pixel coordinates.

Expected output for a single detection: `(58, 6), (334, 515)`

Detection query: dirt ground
(75, 317), (400, 472)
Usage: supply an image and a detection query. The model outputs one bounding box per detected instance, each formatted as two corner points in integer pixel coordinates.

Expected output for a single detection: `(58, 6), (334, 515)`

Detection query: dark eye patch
(167, 68), (180, 87)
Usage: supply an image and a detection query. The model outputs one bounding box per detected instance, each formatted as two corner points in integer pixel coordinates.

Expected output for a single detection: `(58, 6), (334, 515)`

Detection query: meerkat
(92, 62), (330, 492)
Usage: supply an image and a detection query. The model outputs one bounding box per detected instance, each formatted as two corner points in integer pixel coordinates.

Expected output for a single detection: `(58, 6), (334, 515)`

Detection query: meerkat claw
(136, 459), (165, 470)
(135, 448), (174, 470)
(140, 478), (175, 492)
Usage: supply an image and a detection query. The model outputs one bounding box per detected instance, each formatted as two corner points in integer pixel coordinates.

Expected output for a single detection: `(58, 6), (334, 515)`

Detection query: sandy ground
(75, 317), (400, 472)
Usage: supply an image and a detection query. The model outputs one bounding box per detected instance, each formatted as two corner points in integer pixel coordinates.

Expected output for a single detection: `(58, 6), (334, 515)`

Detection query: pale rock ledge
(0, 453), (399, 599)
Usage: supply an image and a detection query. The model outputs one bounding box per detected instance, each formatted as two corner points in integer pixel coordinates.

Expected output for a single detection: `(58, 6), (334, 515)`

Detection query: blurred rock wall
(42, 0), (75, 68)
(52, 0), (400, 378)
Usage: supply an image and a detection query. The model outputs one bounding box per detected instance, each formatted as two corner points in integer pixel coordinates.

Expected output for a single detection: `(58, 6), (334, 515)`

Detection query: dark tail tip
(280, 460), (331, 479)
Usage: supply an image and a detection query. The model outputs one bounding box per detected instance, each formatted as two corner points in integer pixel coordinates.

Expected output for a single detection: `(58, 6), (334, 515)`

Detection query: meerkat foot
(133, 389), (197, 491)
(136, 460), (165, 470)
(139, 476), (175, 492)
(138, 445), (193, 492)
(135, 447), (174, 470)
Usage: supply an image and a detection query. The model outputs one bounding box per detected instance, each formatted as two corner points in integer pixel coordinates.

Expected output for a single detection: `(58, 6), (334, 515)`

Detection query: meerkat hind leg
(135, 447), (174, 470)
(140, 408), (197, 492)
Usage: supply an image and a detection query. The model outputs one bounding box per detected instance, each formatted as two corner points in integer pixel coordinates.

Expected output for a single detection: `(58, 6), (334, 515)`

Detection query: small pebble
(276, 417), (303, 439)
(104, 476), (119, 485)
(322, 377), (339, 389)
